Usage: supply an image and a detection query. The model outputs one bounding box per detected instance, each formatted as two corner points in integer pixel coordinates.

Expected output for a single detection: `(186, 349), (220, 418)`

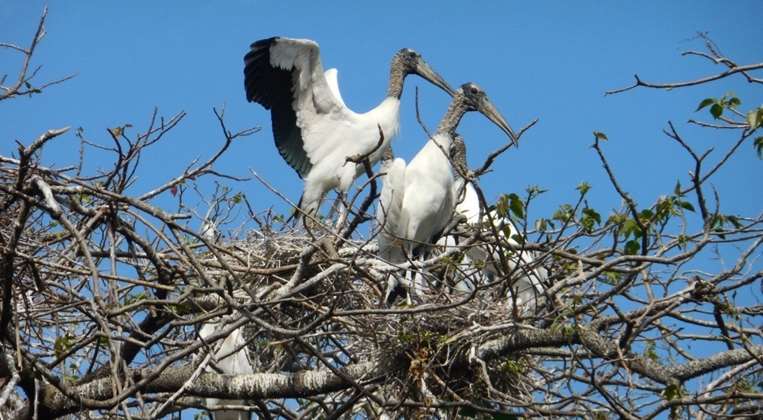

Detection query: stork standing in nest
(377, 82), (517, 304)
(443, 135), (546, 314)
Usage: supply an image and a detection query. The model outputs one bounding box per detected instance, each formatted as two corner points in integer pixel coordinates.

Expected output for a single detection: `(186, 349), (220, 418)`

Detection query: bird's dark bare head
(456, 82), (518, 145)
(459, 82), (488, 111)
(395, 48), (421, 71)
(392, 48), (454, 96)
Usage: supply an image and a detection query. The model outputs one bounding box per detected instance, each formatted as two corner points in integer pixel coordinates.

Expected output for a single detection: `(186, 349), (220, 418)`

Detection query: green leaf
(108, 126), (124, 138)
(695, 98), (715, 111)
(644, 340), (659, 362)
(639, 209), (654, 221)
(608, 212), (626, 226)
(503, 359), (525, 374)
(727, 215), (742, 229)
(747, 108), (763, 129)
(602, 271), (620, 285)
(583, 208), (601, 225)
(624, 239), (640, 255)
(535, 218), (548, 233)
(496, 194), (510, 218)
(553, 204), (574, 223)
(711, 214), (725, 229)
(576, 181), (591, 195)
(674, 179), (682, 196)
(710, 214), (728, 239)
(231, 192), (243, 204)
(54, 334), (74, 359)
(677, 234), (688, 250)
(677, 200), (695, 212)
(593, 131), (608, 141)
(710, 103), (723, 119)
(754, 137), (763, 159)
(77, 193), (93, 205)
(655, 197), (677, 222)
(508, 193), (524, 219)
(495, 194), (509, 218)
(525, 185), (547, 197)
(621, 219), (641, 239)
(663, 384), (683, 401)
(727, 96), (741, 109)
(581, 208), (601, 233)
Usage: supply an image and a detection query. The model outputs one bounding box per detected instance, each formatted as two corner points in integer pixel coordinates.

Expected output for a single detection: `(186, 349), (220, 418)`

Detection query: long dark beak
(415, 59), (456, 96)
(478, 98), (518, 146)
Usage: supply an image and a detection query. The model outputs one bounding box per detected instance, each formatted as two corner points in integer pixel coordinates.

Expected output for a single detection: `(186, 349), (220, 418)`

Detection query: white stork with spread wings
(244, 37), (454, 220)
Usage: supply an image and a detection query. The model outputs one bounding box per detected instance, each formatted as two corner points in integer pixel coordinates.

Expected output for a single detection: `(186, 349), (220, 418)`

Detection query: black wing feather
(244, 37), (313, 178)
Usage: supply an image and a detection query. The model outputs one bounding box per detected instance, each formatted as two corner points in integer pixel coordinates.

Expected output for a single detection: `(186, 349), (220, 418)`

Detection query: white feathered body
(446, 182), (546, 312)
(301, 96), (400, 206)
(378, 133), (457, 257)
(266, 38), (401, 212)
(377, 156), (408, 263)
(199, 323), (254, 420)
(398, 133), (456, 248)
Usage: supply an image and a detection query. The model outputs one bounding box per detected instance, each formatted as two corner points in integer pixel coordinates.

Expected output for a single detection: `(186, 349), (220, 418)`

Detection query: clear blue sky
(2, 1), (761, 225)
(2, 2), (761, 418)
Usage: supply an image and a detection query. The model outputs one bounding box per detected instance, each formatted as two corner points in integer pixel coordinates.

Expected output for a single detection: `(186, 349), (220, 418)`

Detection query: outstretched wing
(244, 37), (346, 178)
(323, 68), (347, 108)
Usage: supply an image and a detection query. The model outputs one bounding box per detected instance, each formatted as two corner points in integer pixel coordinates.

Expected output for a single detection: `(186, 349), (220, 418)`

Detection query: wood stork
(376, 83), (517, 304)
(199, 321), (254, 420)
(243, 37), (454, 220)
(443, 135), (546, 314)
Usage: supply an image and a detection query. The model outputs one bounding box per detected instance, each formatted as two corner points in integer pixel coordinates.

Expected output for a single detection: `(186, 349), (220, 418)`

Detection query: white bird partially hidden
(377, 83), (517, 304)
(443, 135), (546, 314)
(244, 37), (454, 220)
(199, 322), (254, 420)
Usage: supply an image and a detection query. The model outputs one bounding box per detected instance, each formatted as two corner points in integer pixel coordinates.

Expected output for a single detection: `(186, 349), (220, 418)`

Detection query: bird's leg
(412, 253), (427, 301)
(299, 183), (328, 232)
(404, 248), (412, 305)
(333, 192), (349, 230)
(404, 248), (421, 305)
(383, 273), (400, 307)
(326, 194), (341, 219)
(405, 271), (414, 306)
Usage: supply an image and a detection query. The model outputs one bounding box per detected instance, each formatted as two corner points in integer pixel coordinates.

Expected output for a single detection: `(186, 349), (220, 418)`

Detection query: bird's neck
(386, 61), (406, 99)
(451, 149), (468, 175)
(429, 132), (454, 155)
(436, 99), (468, 135)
